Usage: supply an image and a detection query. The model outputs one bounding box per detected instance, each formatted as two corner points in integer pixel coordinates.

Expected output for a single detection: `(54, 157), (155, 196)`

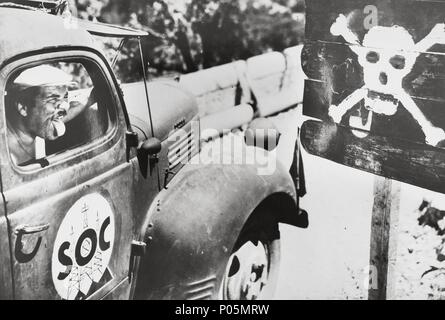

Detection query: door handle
(14, 223), (50, 263)
(15, 224), (50, 235)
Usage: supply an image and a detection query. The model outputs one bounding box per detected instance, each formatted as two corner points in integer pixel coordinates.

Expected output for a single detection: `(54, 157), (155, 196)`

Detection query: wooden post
(368, 176), (400, 300)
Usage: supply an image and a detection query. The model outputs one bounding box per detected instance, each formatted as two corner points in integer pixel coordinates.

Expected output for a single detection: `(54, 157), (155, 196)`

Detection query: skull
(358, 26), (418, 115)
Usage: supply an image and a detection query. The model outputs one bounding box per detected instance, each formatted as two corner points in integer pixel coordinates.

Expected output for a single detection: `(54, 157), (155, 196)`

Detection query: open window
(5, 58), (116, 167)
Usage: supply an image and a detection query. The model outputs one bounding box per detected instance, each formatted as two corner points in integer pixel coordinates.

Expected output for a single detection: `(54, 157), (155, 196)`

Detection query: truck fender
(132, 160), (306, 300)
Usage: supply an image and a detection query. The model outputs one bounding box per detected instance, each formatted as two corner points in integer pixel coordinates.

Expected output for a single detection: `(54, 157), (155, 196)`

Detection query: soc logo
(51, 193), (115, 300)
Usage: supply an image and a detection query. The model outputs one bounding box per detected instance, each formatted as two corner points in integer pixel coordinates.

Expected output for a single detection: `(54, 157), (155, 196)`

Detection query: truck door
(0, 51), (136, 300)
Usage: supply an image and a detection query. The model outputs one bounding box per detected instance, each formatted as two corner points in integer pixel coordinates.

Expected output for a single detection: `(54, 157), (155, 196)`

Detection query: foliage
(71, 0), (305, 82)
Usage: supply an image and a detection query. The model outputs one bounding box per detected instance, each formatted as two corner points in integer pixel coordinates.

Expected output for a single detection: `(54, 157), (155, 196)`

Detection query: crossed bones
(328, 14), (445, 145)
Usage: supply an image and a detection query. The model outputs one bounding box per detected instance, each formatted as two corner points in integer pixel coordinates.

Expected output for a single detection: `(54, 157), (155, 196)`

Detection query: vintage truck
(0, 2), (307, 300)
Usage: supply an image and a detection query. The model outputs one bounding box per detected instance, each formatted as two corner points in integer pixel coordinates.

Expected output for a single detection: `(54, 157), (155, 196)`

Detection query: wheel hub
(222, 240), (269, 300)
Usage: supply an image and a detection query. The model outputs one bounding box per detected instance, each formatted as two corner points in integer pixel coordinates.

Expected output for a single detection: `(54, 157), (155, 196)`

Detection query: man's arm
(63, 87), (96, 123)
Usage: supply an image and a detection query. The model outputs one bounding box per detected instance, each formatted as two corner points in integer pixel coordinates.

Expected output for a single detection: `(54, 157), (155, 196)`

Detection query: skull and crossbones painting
(328, 14), (445, 145)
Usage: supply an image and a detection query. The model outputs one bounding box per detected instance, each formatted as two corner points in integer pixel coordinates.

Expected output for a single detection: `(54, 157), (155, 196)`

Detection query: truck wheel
(219, 218), (280, 300)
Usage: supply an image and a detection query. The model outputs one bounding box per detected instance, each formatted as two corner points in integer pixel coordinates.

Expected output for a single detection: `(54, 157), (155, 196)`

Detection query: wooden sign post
(368, 177), (400, 300)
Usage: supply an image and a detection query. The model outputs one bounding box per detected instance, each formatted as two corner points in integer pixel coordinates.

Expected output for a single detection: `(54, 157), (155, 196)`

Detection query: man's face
(23, 85), (68, 140)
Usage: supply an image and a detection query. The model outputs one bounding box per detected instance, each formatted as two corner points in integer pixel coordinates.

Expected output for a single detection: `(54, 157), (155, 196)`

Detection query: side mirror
(140, 137), (162, 156)
(137, 137), (162, 178)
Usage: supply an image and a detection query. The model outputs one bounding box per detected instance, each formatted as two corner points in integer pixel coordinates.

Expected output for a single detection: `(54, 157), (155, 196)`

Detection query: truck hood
(122, 80), (198, 141)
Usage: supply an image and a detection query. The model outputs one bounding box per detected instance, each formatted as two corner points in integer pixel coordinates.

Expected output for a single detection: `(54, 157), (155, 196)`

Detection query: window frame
(0, 49), (125, 187)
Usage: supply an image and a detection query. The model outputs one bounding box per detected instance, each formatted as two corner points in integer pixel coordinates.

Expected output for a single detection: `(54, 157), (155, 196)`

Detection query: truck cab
(0, 4), (306, 300)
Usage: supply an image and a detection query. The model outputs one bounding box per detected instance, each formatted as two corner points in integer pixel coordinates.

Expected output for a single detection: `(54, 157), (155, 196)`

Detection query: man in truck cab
(5, 64), (96, 166)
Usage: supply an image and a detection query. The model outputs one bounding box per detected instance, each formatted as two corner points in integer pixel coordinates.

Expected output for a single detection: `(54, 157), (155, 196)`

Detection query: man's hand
(63, 87), (97, 123)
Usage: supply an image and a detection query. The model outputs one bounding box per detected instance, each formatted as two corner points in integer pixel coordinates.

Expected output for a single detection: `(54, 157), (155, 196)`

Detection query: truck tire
(219, 214), (281, 300)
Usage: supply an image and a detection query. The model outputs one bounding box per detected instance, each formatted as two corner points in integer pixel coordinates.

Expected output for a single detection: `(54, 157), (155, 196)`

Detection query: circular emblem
(52, 193), (115, 300)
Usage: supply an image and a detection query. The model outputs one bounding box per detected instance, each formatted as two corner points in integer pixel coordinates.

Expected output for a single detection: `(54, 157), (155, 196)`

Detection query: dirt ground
(393, 184), (445, 300)
(267, 107), (445, 300)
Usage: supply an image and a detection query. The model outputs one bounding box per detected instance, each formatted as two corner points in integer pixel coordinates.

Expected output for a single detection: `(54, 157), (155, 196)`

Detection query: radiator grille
(168, 130), (197, 169)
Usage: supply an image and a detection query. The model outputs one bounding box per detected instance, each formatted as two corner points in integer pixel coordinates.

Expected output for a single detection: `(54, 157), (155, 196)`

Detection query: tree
(72, 0), (305, 80)
(187, 0), (248, 68)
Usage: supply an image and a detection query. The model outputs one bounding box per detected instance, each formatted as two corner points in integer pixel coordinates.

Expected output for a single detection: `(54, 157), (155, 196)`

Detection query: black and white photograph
(0, 0), (445, 305)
